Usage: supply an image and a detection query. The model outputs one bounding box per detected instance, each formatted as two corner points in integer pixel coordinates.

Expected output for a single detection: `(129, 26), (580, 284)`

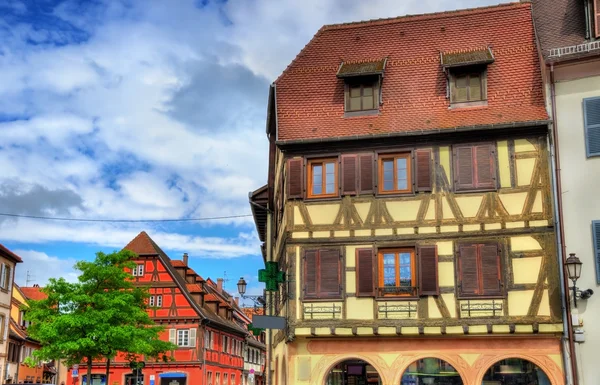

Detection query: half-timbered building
(251, 3), (568, 385)
(66, 232), (249, 385)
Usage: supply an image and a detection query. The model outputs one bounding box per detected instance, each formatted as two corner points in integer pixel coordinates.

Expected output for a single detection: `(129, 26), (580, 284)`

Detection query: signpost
(72, 370), (79, 378)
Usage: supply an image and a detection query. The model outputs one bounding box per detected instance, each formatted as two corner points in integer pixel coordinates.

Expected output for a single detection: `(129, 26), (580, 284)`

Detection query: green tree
(25, 250), (176, 385)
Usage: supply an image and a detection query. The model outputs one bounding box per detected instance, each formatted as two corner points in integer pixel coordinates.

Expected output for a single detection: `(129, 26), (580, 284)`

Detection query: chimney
(183, 253), (188, 266)
(217, 278), (224, 292)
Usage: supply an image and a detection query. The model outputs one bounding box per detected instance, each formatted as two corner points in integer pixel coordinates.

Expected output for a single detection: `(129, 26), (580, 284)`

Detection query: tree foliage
(25, 250), (176, 383)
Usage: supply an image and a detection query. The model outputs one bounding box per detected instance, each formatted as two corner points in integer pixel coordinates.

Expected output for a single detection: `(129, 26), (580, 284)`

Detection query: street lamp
(565, 253), (594, 307)
(237, 277), (266, 307)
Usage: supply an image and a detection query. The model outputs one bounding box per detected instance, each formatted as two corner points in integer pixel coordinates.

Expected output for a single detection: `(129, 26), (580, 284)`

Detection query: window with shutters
(156, 295), (162, 307)
(340, 153), (374, 196)
(149, 296), (155, 307)
(450, 68), (486, 105)
(356, 248), (375, 297)
(132, 263), (144, 277)
(377, 248), (417, 297)
(344, 77), (380, 112)
(303, 249), (342, 299)
(592, 221), (600, 284)
(453, 143), (497, 191)
(0, 264), (10, 290)
(307, 158), (338, 198)
(584, 97), (600, 157)
(378, 153), (412, 194)
(175, 328), (196, 347)
(457, 243), (503, 299)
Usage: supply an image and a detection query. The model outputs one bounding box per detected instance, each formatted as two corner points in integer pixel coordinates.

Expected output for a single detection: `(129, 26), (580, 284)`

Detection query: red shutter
(356, 248), (375, 297)
(415, 149), (433, 192)
(303, 250), (318, 298)
(595, 0), (600, 38)
(480, 244), (502, 296)
(475, 144), (496, 189)
(318, 249), (341, 298)
(459, 245), (479, 296)
(287, 158), (304, 199)
(358, 153), (374, 194)
(454, 146), (475, 191)
(341, 154), (358, 196)
(418, 245), (438, 295)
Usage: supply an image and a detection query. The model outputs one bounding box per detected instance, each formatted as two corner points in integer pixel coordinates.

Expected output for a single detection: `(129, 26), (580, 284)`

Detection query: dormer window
(337, 58), (387, 114)
(441, 47), (494, 107)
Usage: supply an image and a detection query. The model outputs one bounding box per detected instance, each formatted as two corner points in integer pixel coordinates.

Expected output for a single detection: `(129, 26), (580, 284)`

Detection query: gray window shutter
(169, 328), (176, 345)
(189, 328), (196, 347)
(584, 97), (600, 157)
(593, 221), (600, 284)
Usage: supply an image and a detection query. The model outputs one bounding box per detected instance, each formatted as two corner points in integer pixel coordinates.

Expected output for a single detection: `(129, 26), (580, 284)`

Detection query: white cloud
(13, 249), (79, 286)
(0, 0), (503, 252)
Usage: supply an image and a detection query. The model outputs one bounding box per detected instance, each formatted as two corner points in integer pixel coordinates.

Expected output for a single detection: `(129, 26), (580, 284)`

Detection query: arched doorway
(325, 359), (382, 385)
(400, 357), (464, 384)
(482, 358), (551, 384)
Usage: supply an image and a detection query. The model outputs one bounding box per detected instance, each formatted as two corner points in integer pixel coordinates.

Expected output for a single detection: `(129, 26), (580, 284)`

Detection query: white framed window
(156, 295), (162, 307)
(137, 264), (144, 276)
(177, 329), (189, 346)
(149, 296), (155, 307)
(0, 264), (8, 289)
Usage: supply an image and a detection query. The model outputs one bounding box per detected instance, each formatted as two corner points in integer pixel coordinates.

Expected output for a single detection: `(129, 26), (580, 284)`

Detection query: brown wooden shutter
(418, 245), (438, 295)
(415, 149), (433, 192)
(356, 248), (375, 297)
(358, 153), (374, 194)
(475, 144), (496, 189)
(454, 146), (475, 191)
(318, 249), (341, 298)
(287, 158), (304, 199)
(458, 244), (479, 296)
(480, 244), (502, 296)
(341, 154), (358, 196)
(303, 250), (318, 298)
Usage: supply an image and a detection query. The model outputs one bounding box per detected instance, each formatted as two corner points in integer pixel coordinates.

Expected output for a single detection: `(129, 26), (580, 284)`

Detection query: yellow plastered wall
(516, 158), (536, 186)
(514, 139), (537, 152)
(386, 200), (420, 221)
(11, 286), (25, 321)
(455, 195), (483, 218)
(499, 192), (528, 216)
(508, 290), (535, 316)
(346, 297), (375, 320)
(511, 236), (542, 252)
(354, 202), (370, 223)
(439, 146), (451, 182)
(306, 204), (340, 225)
(497, 140), (512, 188)
(512, 257), (542, 284)
(438, 262), (455, 287)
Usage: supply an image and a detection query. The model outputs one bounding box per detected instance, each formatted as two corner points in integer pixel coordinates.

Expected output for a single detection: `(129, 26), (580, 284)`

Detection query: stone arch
(474, 354), (563, 385)
(315, 354), (387, 385)
(392, 354), (469, 385)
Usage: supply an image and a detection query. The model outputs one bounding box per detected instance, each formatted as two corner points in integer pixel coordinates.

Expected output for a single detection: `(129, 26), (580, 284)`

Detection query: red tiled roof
(274, 2), (548, 142)
(186, 284), (203, 293)
(21, 286), (47, 301)
(205, 293), (219, 302)
(242, 307), (264, 318)
(0, 244), (23, 263)
(170, 260), (185, 267)
(123, 231), (160, 255)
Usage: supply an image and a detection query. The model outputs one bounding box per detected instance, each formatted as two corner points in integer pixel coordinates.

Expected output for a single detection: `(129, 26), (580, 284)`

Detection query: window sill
(449, 100), (488, 110)
(304, 195), (341, 202)
(375, 296), (419, 302)
(343, 109), (380, 118)
(376, 191), (415, 198)
(457, 294), (505, 300)
(302, 297), (343, 302)
(454, 187), (497, 194)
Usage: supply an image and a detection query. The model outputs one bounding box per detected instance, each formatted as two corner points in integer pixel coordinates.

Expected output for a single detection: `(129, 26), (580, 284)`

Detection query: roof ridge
(322, 2), (526, 31)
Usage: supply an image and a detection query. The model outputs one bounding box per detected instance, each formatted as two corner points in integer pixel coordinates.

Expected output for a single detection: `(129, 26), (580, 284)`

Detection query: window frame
(306, 157), (339, 199)
(584, 96), (600, 157)
(177, 329), (190, 347)
(344, 77), (380, 112)
(449, 67), (487, 106)
(156, 295), (162, 307)
(377, 152), (413, 195)
(149, 296), (155, 307)
(376, 248), (417, 299)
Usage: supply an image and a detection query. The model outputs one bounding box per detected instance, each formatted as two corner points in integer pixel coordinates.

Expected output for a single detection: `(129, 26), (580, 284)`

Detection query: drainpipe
(548, 63), (579, 385)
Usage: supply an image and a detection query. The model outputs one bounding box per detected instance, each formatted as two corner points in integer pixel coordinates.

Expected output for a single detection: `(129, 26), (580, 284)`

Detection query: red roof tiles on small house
(273, 2), (548, 142)
(21, 286), (47, 301)
(186, 284), (203, 293)
(170, 260), (186, 267)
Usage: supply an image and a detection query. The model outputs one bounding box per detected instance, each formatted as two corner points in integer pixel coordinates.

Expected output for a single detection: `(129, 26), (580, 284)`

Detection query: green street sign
(248, 323), (264, 336)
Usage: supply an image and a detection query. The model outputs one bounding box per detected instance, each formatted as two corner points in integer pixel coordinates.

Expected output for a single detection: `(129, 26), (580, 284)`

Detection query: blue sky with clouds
(0, 0), (503, 297)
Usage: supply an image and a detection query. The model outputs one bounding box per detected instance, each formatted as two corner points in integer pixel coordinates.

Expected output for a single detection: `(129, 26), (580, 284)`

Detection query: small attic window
(337, 58), (387, 113)
(441, 47), (494, 106)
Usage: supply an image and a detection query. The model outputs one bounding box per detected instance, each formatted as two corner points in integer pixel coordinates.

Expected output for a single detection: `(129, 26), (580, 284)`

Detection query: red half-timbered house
(66, 232), (249, 385)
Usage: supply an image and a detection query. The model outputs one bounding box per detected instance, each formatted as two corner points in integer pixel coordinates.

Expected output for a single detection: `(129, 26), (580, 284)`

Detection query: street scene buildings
(0, 1), (599, 385)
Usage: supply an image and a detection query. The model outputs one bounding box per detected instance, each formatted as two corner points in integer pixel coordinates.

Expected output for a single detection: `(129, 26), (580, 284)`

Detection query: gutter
(275, 120), (551, 146)
(549, 64), (579, 385)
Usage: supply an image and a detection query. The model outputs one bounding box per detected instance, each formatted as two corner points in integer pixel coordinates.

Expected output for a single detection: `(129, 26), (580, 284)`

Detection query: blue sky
(0, 0), (502, 298)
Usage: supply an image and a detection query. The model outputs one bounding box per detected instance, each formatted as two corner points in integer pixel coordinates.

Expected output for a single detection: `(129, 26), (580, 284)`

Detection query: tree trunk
(105, 359), (110, 385)
(86, 357), (92, 385)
